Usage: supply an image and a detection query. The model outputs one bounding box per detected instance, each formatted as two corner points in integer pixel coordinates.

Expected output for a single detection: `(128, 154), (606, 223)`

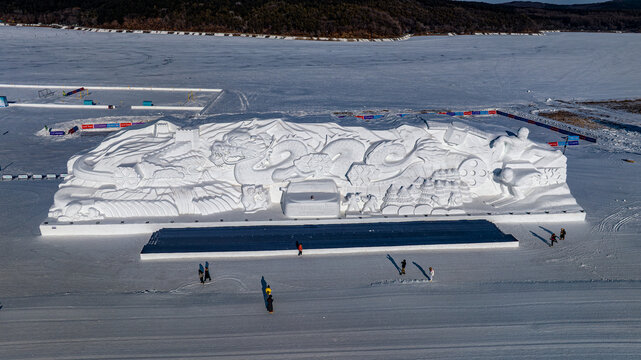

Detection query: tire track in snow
(594, 201), (641, 233)
(169, 275), (250, 294)
(238, 91), (249, 112)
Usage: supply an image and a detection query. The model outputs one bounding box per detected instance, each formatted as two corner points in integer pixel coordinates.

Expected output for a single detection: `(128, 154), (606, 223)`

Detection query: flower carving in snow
(293, 153), (332, 177)
(346, 164), (379, 186)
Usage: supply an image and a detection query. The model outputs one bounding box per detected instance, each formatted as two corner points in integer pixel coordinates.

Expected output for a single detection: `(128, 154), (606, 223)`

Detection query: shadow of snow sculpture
(46, 118), (581, 223)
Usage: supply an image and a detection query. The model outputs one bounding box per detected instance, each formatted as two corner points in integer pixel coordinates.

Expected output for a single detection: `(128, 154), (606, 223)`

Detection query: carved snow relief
(47, 118), (580, 222)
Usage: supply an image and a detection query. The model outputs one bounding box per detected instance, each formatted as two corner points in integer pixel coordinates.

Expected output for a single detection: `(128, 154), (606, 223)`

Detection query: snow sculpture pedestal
(281, 180), (340, 219)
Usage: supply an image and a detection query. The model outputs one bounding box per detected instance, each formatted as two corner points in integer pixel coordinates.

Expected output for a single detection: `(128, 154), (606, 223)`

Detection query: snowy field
(1, 27), (640, 359)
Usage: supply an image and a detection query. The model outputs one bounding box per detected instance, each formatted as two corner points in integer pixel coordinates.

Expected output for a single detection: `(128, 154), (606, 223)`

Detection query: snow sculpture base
(281, 180), (341, 219)
(40, 210), (585, 237)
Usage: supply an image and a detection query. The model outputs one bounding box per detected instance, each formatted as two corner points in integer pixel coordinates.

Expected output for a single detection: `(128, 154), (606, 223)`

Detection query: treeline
(1, 0), (640, 37)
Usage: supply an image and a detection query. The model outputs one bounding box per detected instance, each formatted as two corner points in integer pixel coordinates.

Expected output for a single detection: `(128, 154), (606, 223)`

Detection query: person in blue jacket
(198, 263), (205, 284)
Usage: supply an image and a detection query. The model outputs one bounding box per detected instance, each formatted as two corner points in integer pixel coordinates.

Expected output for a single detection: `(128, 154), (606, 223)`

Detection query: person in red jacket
(297, 241), (303, 256)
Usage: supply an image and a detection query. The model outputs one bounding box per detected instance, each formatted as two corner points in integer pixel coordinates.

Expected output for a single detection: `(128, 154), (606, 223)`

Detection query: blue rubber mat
(141, 220), (518, 254)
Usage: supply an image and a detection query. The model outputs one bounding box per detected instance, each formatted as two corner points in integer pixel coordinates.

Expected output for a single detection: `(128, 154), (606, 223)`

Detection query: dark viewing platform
(140, 220), (518, 260)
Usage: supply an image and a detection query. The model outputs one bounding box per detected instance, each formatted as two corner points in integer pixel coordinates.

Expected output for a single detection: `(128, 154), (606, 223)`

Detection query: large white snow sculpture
(46, 118), (581, 222)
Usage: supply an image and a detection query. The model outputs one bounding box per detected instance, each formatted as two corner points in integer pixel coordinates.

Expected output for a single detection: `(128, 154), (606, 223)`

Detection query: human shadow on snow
(538, 226), (554, 235)
(260, 276), (268, 308)
(530, 231), (549, 246)
(386, 254), (402, 275)
(412, 262), (430, 280)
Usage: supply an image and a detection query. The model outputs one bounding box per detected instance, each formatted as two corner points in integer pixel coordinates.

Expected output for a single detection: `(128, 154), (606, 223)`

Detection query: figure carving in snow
(241, 185), (270, 213)
(494, 161), (565, 202)
(491, 127), (564, 168)
(361, 194), (379, 214)
(345, 193), (362, 213)
(495, 165), (540, 200)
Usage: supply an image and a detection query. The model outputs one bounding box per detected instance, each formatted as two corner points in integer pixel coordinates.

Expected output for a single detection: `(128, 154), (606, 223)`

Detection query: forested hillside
(1, 0), (640, 37)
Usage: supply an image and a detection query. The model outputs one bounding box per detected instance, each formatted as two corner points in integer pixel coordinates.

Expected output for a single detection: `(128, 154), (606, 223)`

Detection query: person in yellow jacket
(265, 285), (271, 296)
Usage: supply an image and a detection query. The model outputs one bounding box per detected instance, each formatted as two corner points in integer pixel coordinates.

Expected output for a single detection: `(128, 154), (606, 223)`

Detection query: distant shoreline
(3, 22), (638, 41)
(0, 22), (544, 41)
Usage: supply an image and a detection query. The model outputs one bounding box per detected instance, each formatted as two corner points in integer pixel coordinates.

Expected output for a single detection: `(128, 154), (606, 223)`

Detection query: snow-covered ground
(0, 27), (640, 359)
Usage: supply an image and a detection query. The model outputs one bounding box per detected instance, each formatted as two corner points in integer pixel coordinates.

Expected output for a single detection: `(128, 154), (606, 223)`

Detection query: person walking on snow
(297, 242), (303, 256)
(560, 228), (566, 241)
(400, 259), (407, 275)
(198, 263), (205, 284)
(265, 285), (271, 296)
(266, 295), (274, 313)
(429, 267), (435, 282)
(204, 261), (212, 282)
(549, 233), (558, 247)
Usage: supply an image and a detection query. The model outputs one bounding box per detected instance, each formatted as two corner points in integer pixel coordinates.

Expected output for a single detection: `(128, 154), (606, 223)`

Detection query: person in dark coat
(560, 228), (566, 241)
(400, 259), (407, 275)
(549, 233), (558, 247)
(198, 263), (205, 284)
(204, 261), (212, 282)
(266, 295), (274, 313)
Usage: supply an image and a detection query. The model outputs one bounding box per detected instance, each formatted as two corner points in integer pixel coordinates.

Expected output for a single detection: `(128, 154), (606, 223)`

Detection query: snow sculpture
(46, 118), (581, 224)
(209, 130), (271, 166)
(235, 139), (308, 184)
(346, 164), (378, 186)
(323, 138), (366, 179)
(361, 194), (379, 214)
(292, 153), (333, 178)
(241, 185), (270, 213)
(487, 127), (569, 208)
(345, 193), (362, 214)
(443, 122), (468, 145)
(458, 157), (489, 187)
